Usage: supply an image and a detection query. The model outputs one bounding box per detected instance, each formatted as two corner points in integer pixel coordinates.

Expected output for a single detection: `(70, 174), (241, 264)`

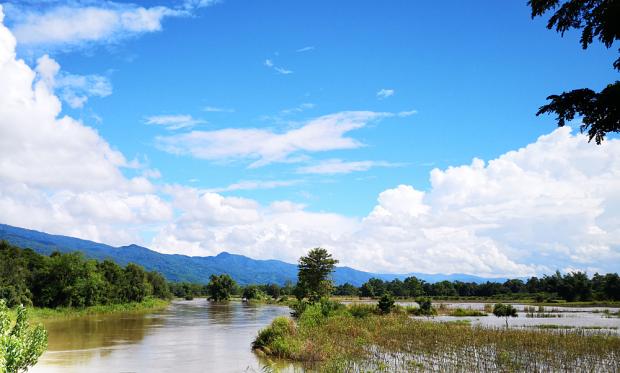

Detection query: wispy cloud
(297, 159), (403, 175)
(377, 88), (395, 99)
(264, 58), (293, 75)
(156, 111), (388, 167)
(203, 106), (234, 113)
(397, 109), (417, 117)
(206, 179), (302, 192)
(296, 46), (315, 52)
(5, 0), (218, 51)
(280, 103), (315, 115)
(145, 114), (206, 130)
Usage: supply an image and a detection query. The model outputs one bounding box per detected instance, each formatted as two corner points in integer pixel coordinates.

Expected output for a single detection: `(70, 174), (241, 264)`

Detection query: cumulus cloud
(0, 7), (170, 244)
(145, 114), (206, 130)
(36, 54), (112, 108)
(377, 88), (394, 99)
(155, 111), (387, 167)
(151, 128), (620, 276)
(297, 159), (402, 175)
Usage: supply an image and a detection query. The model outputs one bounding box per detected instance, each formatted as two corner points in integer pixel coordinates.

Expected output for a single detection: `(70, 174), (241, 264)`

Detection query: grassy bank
(253, 302), (620, 372)
(23, 298), (170, 322)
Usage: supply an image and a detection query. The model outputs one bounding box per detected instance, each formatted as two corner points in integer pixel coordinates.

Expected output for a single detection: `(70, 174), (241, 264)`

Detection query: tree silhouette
(528, 0), (619, 143)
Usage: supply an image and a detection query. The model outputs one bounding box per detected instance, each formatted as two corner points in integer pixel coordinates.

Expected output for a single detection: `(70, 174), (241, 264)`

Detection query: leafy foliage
(528, 0), (619, 142)
(206, 274), (237, 301)
(377, 293), (395, 314)
(493, 303), (518, 326)
(0, 241), (171, 309)
(0, 300), (47, 372)
(297, 248), (338, 302)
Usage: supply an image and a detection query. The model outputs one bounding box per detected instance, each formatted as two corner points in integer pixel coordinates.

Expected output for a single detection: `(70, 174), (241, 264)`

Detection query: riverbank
(22, 298), (170, 322)
(253, 302), (620, 371)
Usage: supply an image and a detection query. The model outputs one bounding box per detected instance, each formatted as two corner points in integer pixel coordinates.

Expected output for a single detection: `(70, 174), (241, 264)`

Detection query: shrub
(377, 293), (395, 314)
(252, 316), (296, 356)
(0, 300), (48, 372)
(493, 303), (518, 326)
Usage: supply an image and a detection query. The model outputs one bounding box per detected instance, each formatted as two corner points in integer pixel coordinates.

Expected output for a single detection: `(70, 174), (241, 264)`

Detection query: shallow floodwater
(344, 301), (620, 334)
(31, 300), (291, 373)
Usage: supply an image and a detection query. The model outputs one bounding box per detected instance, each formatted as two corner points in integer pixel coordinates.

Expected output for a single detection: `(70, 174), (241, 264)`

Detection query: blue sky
(0, 0), (618, 276)
(12, 0), (616, 215)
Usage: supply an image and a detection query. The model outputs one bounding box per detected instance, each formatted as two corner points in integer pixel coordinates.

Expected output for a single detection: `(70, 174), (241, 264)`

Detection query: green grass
(253, 302), (620, 372)
(444, 308), (487, 317)
(23, 298), (170, 322)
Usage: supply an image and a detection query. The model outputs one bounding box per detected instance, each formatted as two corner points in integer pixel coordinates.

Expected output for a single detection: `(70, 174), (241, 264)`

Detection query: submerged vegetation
(254, 300), (620, 372)
(254, 248), (620, 371)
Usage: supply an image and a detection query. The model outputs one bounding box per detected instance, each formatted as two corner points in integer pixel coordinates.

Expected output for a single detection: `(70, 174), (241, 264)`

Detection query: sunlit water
(31, 300), (291, 373)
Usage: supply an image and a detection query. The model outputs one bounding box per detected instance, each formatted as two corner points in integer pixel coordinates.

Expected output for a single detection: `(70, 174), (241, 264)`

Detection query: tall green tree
(528, 0), (619, 143)
(206, 274), (236, 301)
(297, 248), (338, 302)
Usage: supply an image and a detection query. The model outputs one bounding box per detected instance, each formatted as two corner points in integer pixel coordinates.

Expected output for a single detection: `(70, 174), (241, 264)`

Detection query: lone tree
(377, 292), (395, 314)
(528, 0), (619, 143)
(0, 300), (48, 372)
(493, 303), (518, 327)
(206, 274), (236, 302)
(297, 248), (339, 302)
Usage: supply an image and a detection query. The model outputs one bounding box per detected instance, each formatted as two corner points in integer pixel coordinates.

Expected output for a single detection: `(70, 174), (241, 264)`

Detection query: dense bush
(0, 240), (171, 308)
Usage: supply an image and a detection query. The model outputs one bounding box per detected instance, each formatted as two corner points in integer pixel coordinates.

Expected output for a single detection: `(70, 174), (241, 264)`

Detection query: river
(31, 300), (291, 373)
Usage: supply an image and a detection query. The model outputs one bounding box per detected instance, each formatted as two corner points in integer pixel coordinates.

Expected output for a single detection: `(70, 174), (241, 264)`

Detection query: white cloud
(398, 109), (417, 117)
(297, 159), (402, 175)
(206, 179), (302, 193)
(145, 114), (206, 130)
(280, 103), (315, 115)
(4, 0), (218, 51)
(0, 7), (171, 245)
(151, 128), (620, 276)
(36, 54), (112, 108)
(274, 66), (293, 75)
(377, 88), (395, 99)
(203, 106), (234, 113)
(296, 46), (315, 52)
(264, 58), (293, 74)
(156, 111), (387, 167)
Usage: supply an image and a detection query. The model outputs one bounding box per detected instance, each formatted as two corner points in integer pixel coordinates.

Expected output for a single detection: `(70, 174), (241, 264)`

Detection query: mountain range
(0, 223), (508, 286)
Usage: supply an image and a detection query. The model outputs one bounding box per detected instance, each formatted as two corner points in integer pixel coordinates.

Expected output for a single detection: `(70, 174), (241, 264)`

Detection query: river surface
(31, 300), (291, 373)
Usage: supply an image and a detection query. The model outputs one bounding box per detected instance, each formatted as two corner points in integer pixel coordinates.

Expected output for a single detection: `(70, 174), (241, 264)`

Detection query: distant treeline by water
(2, 240), (619, 308)
(336, 272), (620, 301)
(0, 240), (172, 308)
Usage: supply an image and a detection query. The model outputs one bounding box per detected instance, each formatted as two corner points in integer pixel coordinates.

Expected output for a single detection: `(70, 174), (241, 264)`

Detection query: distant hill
(0, 223), (507, 286)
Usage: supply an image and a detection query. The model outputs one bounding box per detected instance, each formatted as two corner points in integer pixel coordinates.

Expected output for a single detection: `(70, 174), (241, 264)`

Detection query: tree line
(335, 271), (620, 301)
(0, 241), (171, 308)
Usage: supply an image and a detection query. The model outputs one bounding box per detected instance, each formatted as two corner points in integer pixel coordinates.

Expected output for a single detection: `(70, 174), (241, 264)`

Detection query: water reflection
(31, 300), (291, 373)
